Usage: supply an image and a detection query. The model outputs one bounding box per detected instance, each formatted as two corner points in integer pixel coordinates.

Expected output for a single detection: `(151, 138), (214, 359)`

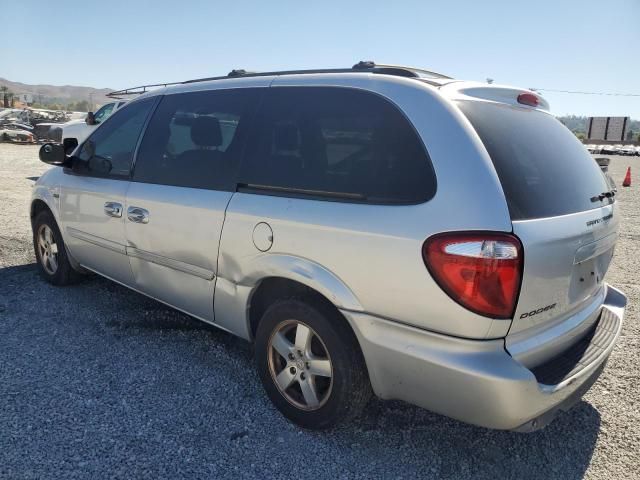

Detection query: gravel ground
(0, 144), (638, 479)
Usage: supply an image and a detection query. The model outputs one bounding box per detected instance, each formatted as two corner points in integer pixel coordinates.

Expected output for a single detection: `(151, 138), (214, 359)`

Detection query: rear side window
(459, 102), (613, 220)
(133, 88), (261, 190)
(239, 87), (435, 204)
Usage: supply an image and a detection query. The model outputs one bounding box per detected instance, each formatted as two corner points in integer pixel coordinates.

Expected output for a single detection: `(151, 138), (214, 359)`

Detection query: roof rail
(106, 61), (452, 99)
(106, 81), (184, 99)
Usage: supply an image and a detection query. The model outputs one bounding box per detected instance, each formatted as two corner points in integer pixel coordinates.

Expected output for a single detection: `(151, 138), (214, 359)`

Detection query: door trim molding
(66, 227), (215, 280)
(66, 227), (127, 255)
(126, 246), (215, 280)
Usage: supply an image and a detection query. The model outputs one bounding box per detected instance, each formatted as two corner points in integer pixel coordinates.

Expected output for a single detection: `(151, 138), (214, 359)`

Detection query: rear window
(239, 87), (436, 204)
(459, 101), (613, 220)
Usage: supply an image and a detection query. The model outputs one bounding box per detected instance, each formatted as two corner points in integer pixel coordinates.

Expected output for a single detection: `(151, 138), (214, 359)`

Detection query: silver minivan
(32, 63), (626, 431)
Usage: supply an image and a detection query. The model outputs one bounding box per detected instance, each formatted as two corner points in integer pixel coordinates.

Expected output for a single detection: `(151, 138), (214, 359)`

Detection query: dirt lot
(0, 144), (639, 479)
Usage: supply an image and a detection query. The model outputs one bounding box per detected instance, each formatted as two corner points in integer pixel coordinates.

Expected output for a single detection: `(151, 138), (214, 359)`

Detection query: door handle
(104, 202), (122, 218)
(127, 206), (149, 224)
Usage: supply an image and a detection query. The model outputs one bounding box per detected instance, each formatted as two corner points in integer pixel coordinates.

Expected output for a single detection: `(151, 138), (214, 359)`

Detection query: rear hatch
(455, 91), (618, 364)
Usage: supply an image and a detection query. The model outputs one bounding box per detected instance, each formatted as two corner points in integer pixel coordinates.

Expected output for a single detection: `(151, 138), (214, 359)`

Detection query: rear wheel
(255, 297), (371, 429)
(32, 210), (81, 285)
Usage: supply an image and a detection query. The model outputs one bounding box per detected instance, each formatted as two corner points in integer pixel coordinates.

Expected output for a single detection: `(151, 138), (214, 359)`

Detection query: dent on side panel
(218, 192), (507, 340)
(214, 277), (254, 340)
(214, 198), (367, 339)
(214, 249), (366, 340)
(129, 259), (216, 322)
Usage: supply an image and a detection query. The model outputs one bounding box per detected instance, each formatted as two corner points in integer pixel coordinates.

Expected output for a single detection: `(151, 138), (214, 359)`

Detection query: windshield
(459, 101), (613, 220)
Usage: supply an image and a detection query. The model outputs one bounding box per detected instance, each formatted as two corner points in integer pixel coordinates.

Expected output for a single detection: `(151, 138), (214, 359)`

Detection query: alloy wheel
(37, 224), (59, 275)
(267, 319), (333, 411)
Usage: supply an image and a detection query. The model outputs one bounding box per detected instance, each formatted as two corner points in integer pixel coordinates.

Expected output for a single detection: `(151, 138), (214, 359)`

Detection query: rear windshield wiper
(590, 189), (616, 202)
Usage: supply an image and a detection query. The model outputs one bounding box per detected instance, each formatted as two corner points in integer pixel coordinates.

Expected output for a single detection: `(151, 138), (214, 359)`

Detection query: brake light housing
(517, 92), (539, 107)
(423, 232), (523, 319)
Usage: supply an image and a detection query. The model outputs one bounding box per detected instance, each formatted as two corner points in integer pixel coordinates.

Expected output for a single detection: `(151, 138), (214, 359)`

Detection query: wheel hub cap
(267, 319), (334, 411)
(37, 224), (59, 275)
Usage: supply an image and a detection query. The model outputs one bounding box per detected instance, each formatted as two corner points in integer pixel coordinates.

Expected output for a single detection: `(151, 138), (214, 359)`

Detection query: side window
(76, 97), (156, 178)
(240, 87), (436, 204)
(133, 88), (260, 190)
(93, 103), (115, 124)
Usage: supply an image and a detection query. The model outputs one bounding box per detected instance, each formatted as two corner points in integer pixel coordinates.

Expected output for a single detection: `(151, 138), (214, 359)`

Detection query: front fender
(30, 168), (82, 270)
(31, 168), (62, 223)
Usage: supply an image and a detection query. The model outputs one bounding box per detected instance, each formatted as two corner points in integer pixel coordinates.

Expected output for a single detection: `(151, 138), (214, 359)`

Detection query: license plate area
(569, 246), (614, 303)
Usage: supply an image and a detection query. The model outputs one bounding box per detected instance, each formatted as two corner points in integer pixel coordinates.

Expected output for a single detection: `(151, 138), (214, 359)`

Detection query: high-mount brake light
(517, 92), (539, 107)
(422, 232), (523, 319)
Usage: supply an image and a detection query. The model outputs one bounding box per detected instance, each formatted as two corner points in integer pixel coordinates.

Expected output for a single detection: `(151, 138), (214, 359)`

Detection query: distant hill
(0, 77), (114, 111)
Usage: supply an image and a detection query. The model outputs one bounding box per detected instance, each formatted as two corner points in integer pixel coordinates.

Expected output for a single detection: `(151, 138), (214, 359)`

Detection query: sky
(3, 0), (639, 118)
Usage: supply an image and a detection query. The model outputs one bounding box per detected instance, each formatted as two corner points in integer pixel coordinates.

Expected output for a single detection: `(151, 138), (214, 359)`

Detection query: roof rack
(106, 61), (452, 99)
(106, 81), (184, 99)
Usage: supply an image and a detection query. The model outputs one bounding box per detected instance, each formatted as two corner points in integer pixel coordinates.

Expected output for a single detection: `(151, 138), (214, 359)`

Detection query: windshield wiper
(590, 189), (616, 202)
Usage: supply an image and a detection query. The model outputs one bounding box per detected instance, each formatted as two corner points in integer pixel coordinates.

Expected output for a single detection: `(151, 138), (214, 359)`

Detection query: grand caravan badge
(586, 213), (613, 227)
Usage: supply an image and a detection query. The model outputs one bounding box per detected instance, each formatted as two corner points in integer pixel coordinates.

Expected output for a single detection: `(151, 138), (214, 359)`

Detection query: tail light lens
(423, 232), (523, 319)
(517, 92), (539, 107)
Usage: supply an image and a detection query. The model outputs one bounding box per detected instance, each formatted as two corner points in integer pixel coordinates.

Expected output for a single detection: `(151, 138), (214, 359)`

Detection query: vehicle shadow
(334, 397), (601, 479)
(0, 262), (601, 479)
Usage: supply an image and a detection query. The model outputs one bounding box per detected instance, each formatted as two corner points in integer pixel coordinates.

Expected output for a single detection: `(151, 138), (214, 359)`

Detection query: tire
(32, 209), (81, 286)
(254, 297), (372, 429)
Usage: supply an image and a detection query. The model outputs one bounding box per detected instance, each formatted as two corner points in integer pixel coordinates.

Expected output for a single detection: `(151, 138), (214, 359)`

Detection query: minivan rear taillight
(423, 233), (523, 319)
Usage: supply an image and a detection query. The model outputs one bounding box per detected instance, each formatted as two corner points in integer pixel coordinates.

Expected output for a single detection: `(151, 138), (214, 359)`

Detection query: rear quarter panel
(218, 75), (515, 340)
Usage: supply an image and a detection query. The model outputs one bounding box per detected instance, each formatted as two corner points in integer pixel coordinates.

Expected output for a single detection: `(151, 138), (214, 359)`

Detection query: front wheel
(32, 210), (81, 285)
(254, 298), (371, 429)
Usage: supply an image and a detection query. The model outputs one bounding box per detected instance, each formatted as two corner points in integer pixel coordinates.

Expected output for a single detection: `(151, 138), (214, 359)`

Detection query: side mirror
(39, 143), (70, 166)
(85, 112), (96, 125)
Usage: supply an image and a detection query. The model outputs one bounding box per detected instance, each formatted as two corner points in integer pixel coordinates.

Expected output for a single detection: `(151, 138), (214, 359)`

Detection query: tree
(67, 100), (89, 112)
(637, 132), (640, 143)
(574, 131), (586, 141)
(75, 100), (89, 112)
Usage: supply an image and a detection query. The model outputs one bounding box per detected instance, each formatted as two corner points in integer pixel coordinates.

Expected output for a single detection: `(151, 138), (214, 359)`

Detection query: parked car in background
(0, 108), (75, 142)
(619, 146), (637, 156)
(33, 62), (626, 432)
(0, 127), (35, 143)
(49, 100), (127, 152)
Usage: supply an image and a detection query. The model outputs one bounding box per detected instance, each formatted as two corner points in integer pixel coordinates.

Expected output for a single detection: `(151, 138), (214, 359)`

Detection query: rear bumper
(342, 284), (626, 431)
